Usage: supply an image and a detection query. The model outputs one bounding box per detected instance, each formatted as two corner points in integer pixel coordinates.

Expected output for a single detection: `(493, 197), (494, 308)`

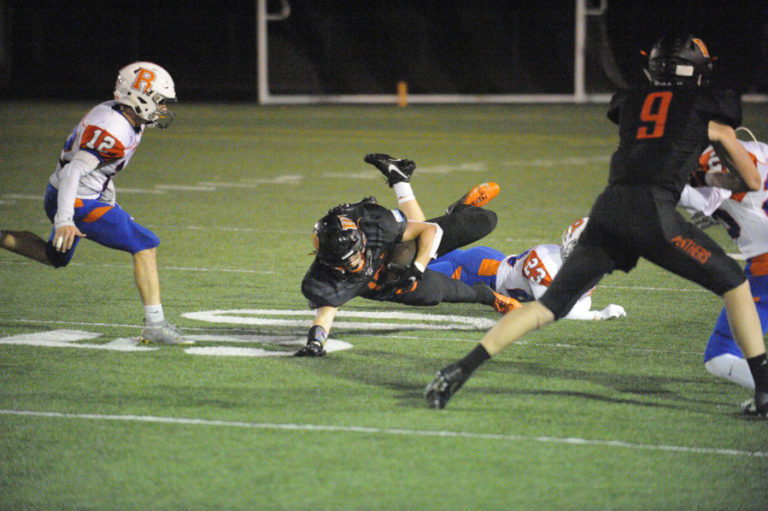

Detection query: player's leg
(1, 185), (78, 266)
(76, 201), (189, 345)
(0, 229), (54, 265)
(703, 307), (754, 388)
(363, 153), (425, 220)
(644, 209), (768, 415)
(389, 269), (520, 312)
(720, 280), (768, 416)
(445, 182), (500, 214)
(133, 247), (161, 306)
(426, 242), (612, 408)
(706, 268), (768, 388)
(722, 280), (765, 358)
(425, 301), (556, 408)
(429, 246), (504, 287)
(427, 249), (463, 280)
(428, 205), (498, 256)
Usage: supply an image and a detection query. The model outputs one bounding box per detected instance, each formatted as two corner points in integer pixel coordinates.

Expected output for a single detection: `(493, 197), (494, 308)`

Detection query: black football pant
(540, 185), (747, 320)
(428, 204), (497, 257)
(387, 204), (498, 306)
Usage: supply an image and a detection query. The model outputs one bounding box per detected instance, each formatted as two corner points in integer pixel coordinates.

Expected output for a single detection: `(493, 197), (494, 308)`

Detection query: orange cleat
(447, 182), (500, 213)
(492, 292), (522, 314)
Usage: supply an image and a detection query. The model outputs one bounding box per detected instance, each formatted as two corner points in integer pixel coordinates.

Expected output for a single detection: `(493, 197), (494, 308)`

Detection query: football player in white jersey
(428, 218), (626, 321)
(679, 137), (768, 400)
(0, 62), (189, 345)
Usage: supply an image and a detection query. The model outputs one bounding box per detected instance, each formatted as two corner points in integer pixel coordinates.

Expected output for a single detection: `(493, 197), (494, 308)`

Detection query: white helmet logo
(131, 68), (157, 94)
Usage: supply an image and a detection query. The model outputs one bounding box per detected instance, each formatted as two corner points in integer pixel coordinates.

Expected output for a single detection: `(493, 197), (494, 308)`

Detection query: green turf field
(1, 101), (767, 510)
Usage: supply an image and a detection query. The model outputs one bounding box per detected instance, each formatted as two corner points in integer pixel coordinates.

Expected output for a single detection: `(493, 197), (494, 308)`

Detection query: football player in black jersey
(426, 34), (768, 419)
(295, 154), (522, 357)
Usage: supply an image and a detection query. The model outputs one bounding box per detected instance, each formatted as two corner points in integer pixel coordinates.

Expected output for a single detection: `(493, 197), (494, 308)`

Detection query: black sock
(457, 344), (491, 374)
(747, 353), (768, 392)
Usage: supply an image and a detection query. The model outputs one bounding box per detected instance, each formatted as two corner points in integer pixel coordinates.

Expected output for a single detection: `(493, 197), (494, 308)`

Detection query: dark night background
(1, 0), (766, 102)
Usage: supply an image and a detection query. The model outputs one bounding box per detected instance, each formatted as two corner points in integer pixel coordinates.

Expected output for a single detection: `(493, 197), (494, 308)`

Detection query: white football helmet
(561, 217), (589, 259)
(114, 62), (176, 129)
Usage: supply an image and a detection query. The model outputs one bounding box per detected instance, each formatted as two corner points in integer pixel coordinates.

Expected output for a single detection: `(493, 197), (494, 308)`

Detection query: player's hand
(387, 263), (424, 289)
(52, 225), (86, 253)
(597, 304), (626, 320)
(691, 211), (720, 230)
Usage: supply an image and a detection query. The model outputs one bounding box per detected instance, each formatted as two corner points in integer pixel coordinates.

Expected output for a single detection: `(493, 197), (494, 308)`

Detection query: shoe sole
(462, 183), (500, 208)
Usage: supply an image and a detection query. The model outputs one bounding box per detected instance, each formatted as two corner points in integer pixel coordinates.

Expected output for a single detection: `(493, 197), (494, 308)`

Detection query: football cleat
(446, 182), (500, 213)
(139, 319), (192, 345)
(492, 291), (522, 314)
(363, 153), (416, 187)
(742, 391), (768, 418)
(294, 340), (327, 357)
(425, 363), (468, 409)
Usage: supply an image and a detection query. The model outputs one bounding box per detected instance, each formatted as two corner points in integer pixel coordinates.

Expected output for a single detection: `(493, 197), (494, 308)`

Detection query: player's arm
(561, 295), (626, 321)
(708, 120), (761, 192)
(52, 150), (100, 252)
(401, 220), (443, 273)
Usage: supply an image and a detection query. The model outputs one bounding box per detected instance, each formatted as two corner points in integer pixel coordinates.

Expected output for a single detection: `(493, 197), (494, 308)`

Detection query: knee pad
(704, 354), (755, 389)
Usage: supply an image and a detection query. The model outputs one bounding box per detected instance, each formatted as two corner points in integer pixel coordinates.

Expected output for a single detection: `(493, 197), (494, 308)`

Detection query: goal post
(256, 0), (767, 105)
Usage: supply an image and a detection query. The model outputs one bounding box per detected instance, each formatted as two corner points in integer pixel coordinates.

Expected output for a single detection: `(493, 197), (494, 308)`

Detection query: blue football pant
(43, 184), (159, 267)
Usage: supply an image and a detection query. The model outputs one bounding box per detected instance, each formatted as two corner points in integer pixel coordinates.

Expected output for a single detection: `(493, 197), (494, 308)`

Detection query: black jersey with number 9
(606, 86), (742, 196)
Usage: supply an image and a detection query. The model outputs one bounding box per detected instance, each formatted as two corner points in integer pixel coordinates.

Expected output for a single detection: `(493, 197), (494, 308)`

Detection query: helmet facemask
(313, 215), (370, 279)
(145, 94), (176, 129)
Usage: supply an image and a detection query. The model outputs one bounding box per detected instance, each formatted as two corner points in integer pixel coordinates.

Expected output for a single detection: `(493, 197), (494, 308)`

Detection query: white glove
(596, 304), (626, 320)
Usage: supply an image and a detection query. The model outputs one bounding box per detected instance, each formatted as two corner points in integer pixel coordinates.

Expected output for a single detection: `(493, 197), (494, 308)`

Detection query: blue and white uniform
(44, 101), (159, 266)
(430, 243), (625, 320)
(679, 140), (768, 389)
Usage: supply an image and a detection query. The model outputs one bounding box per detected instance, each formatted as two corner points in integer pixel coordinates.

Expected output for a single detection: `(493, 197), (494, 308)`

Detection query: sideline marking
(2, 409), (765, 458)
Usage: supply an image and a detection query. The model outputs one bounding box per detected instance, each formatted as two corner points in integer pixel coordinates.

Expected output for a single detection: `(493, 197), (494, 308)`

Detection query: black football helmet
(312, 213), (370, 278)
(647, 34), (713, 87)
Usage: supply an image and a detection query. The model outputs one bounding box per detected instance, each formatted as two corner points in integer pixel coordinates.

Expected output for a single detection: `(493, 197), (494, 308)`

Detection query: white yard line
(0, 318), (706, 355)
(1, 409), (764, 458)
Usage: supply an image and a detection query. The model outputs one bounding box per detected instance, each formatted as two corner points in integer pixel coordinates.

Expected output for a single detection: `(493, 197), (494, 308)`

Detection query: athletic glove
(690, 211), (720, 230)
(595, 304), (626, 320)
(386, 262), (424, 290)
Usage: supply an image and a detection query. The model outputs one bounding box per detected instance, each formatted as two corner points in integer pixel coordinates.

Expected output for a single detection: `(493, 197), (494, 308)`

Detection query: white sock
(393, 182), (415, 204)
(144, 304), (165, 324)
(704, 354), (755, 389)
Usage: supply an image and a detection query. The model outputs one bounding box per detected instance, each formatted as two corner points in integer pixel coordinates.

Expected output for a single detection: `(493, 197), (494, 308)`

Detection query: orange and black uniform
(539, 85), (747, 319)
(301, 201), (499, 309)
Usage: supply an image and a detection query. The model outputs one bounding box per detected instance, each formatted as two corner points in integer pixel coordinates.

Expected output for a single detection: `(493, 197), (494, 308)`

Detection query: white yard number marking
(0, 309), (492, 358)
